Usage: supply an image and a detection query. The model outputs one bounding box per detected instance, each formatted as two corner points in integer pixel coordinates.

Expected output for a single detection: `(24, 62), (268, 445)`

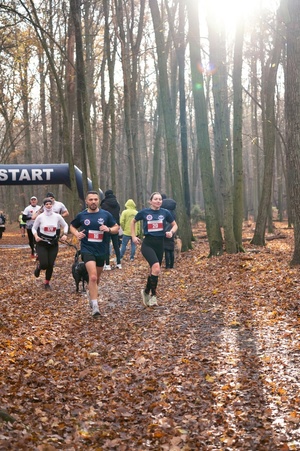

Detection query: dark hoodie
(162, 197), (176, 221)
(100, 190), (120, 224)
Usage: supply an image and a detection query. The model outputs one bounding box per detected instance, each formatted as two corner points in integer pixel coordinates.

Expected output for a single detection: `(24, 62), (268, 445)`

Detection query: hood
(125, 199), (136, 209)
(162, 198), (176, 211)
(101, 195), (119, 208)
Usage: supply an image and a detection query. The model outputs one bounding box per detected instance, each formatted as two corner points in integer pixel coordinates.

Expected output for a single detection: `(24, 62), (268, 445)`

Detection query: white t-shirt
(23, 204), (41, 229)
(32, 212), (68, 238)
(52, 201), (68, 215)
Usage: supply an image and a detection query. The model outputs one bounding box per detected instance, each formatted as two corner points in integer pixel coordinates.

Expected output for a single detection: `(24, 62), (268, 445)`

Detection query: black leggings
(141, 235), (164, 267)
(36, 243), (58, 281)
(106, 233), (121, 265)
(27, 229), (36, 254)
(0, 227), (5, 239)
(165, 249), (174, 268)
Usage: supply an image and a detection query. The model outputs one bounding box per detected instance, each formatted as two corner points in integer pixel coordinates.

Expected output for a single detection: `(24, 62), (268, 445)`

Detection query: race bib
(88, 230), (104, 242)
(43, 226), (57, 233)
(147, 219), (163, 232)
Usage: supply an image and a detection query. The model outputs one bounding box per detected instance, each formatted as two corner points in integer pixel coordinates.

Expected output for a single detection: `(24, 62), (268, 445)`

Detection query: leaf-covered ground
(1, 222), (300, 450)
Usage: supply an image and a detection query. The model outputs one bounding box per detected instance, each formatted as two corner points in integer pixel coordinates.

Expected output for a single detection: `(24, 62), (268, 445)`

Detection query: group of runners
(20, 190), (178, 317)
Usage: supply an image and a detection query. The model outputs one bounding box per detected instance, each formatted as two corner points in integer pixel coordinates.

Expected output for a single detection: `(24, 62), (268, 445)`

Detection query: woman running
(131, 192), (178, 307)
(32, 197), (68, 289)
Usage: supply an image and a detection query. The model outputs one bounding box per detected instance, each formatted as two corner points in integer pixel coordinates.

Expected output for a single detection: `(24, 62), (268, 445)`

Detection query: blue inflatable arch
(0, 164), (102, 202)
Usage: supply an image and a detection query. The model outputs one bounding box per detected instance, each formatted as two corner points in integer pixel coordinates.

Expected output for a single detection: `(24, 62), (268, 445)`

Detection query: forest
(2, 1), (300, 449)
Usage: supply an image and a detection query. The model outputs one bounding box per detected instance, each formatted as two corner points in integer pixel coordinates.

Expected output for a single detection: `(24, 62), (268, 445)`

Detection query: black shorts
(81, 253), (106, 268)
(141, 235), (164, 267)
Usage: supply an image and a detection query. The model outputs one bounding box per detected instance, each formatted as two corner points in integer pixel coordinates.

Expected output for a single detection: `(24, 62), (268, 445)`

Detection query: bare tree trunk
(233, 16), (245, 251)
(177, 1), (191, 218)
(38, 46), (48, 164)
(149, 0), (192, 251)
(283, 0), (300, 264)
(251, 11), (282, 245)
(70, 0), (98, 192)
(207, 15), (236, 253)
(186, 0), (223, 256)
(250, 32), (261, 220)
(114, 0), (145, 206)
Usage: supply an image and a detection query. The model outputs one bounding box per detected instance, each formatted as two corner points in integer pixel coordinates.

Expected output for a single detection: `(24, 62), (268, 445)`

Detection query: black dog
(72, 250), (89, 292)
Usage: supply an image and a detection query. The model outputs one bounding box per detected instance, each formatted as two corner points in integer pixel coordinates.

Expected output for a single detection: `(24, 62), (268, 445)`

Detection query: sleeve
(166, 210), (175, 223)
(22, 207), (30, 222)
(59, 216), (68, 234)
(134, 210), (143, 222)
(107, 212), (116, 227)
(32, 217), (40, 235)
(60, 203), (68, 214)
(70, 214), (81, 229)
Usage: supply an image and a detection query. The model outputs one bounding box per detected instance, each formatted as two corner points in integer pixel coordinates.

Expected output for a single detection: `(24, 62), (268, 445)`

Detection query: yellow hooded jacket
(120, 199), (141, 236)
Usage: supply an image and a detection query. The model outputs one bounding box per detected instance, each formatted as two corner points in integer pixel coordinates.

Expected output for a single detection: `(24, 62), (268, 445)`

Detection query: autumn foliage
(1, 222), (300, 450)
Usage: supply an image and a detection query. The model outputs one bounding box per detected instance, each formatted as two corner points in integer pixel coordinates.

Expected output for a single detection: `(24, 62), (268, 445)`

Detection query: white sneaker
(104, 264), (111, 271)
(148, 295), (158, 307)
(91, 300), (100, 317)
(116, 264), (122, 269)
(141, 289), (150, 307)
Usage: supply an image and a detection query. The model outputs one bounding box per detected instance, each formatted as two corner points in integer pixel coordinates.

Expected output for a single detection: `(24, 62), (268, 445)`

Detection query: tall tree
(207, 12), (236, 253)
(186, 0), (223, 256)
(232, 15), (245, 250)
(70, 0), (98, 192)
(149, 0), (192, 251)
(283, 0), (300, 264)
(174, 1), (191, 217)
(114, 0), (145, 206)
(251, 10), (283, 245)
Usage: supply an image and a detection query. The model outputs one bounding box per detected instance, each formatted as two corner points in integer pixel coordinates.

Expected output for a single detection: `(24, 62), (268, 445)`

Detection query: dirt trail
(1, 224), (300, 450)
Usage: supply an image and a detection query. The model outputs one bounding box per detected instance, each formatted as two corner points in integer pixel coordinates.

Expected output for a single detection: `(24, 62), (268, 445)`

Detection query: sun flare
(203, 0), (279, 29)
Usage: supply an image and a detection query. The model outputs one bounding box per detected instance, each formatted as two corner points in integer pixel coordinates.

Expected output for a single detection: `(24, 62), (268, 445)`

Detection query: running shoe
(148, 295), (158, 307)
(104, 264), (111, 271)
(92, 302), (100, 317)
(141, 289), (150, 307)
(34, 263), (40, 278)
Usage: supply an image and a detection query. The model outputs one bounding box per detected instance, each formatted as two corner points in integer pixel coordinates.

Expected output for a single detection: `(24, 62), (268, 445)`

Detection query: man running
(70, 191), (119, 317)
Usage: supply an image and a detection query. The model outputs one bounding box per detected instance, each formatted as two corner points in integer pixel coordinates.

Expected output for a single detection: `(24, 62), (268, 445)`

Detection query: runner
(70, 191), (119, 317)
(131, 192), (178, 307)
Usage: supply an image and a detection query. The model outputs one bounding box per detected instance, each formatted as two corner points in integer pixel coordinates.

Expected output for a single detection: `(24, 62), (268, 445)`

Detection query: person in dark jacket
(100, 189), (121, 269)
(0, 211), (6, 239)
(162, 194), (177, 269)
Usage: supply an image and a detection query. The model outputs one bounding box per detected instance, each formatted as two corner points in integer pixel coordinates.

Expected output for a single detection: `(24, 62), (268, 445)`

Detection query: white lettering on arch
(31, 169), (43, 181)
(43, 169), (54, 180)
(0, 169), (8, 181)
(19, 169), (31, 181)
(8, 169), (20, 181)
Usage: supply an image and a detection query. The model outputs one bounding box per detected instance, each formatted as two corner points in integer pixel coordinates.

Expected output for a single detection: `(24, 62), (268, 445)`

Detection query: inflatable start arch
(0, 164), (101, 201)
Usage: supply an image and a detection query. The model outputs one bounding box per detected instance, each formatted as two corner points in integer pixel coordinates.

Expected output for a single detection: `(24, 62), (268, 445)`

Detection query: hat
(46, 192), (55, 198)
(30, 196), (37, 200)
(43, 197), (53, 205)
(105, 189), (113, 196)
